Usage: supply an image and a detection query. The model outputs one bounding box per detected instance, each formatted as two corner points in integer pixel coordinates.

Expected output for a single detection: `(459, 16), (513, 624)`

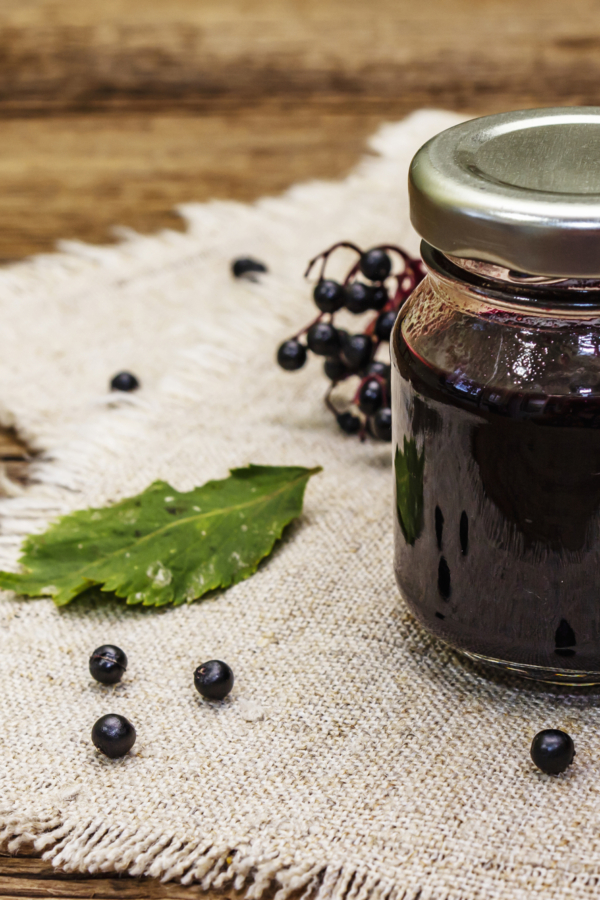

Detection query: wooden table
(0, 854), (218, 899)
(2, 0), (600, 893)
(2, 0), (600, 263)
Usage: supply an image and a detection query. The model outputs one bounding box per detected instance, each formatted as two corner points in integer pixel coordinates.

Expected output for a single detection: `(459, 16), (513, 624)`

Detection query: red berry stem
(304, 241), (363, 280)
(374, 244), (420, 270)
(342, 259), (362, 286)
(278, 240), (423, 442)
(324, 383), (338, 414)
(291, 311), (325, 340)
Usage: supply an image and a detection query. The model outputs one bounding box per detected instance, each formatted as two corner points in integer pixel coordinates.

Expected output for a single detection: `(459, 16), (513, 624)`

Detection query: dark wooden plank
(0, 0), (599, 112)
(0, 878), (208, 899)
(0, 856), (204, 897)
(0, 428), (32, 489)
(0, 854), (257, 899)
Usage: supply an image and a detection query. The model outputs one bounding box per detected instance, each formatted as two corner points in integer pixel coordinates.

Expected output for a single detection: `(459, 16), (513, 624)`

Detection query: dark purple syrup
(393, 329), (600, 672)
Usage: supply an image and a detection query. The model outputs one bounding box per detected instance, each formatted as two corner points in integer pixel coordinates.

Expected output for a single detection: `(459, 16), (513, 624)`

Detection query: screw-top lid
(409, 108), (600, 277)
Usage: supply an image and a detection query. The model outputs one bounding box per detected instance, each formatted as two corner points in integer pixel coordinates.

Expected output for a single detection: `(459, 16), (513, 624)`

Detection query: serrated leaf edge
(0, 464), (322, 607)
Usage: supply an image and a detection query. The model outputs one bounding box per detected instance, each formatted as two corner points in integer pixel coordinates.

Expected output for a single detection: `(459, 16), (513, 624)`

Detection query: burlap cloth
(1, 110), (599, 900)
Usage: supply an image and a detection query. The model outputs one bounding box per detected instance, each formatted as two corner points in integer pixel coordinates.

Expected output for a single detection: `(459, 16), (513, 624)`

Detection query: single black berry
(313, 280), (344, 313)
(530, 729), (575, 775)
(372, 407), (392, 441)
(89, 645), (128, 685)
(231, 257), (267, 278)
(337, 412), (361, 435)
(307, 322), (341, 356)
(369, 285), (389, 311)
(92, 714), (136, 759)
(324, 357), (350, 382)
(358, 378), (384, 416)
(194, 660), (234, 700)
(374, 310), (398, 342)
(277, 339), (307, 371)
(343, 282), (372, 315)
(110, 372), (140, 392)
(360, 248), (392, 282)
(340, 333), (374, 370)
(364, 360), (391, 383)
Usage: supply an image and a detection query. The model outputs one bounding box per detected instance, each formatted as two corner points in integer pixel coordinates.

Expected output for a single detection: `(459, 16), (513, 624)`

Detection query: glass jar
(392, 108), (600, 684)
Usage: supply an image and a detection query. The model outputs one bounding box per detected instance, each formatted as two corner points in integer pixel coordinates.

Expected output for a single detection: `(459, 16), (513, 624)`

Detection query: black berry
(372, 407), (392, 441)
(369, 285), (389, 311)
(307, 322), (341, 356)
(194, 660), (234, 700)
(340, 333), (373, 370)
(360, 248), (392, 282)
(358, 378), (384, 416)
(343, 282), (372, 315)
(530, 729), (575, 775)
(324, 357), (350, 382)
(277, 339), (307, 371)
(110, 372), (139, 392)
(364, 360), (391, 383)
(374, 310), (398, 342)
(92, 714), (136, 759)
(313, 280), (344, 313)
(232, 257), (267, 278)
(337, 412), (361, 435)
(89, 645), (127, 685)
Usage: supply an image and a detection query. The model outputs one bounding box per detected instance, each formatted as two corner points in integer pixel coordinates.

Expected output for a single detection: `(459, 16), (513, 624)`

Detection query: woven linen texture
(0, 110), (598, 900)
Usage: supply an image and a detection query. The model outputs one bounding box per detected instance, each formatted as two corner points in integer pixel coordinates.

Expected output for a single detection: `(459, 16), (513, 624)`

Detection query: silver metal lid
(409, 107), (600, 277)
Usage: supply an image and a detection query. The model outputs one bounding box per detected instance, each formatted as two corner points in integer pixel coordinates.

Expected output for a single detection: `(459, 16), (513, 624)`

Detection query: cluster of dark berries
(276, 242), (424, 440)
(89, 644), (233, 759)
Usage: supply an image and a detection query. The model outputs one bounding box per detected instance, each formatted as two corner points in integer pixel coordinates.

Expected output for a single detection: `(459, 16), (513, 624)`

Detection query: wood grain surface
(0, 101), (410, 261)
(0, 853), (236, 899)
(0, 0), (600, 260)
(2, 0), (599, 894)
(1, 0), (600, 112)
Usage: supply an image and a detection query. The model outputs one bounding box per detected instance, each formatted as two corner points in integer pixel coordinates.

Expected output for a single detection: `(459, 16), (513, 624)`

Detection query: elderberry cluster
(277, 242), (424, 440)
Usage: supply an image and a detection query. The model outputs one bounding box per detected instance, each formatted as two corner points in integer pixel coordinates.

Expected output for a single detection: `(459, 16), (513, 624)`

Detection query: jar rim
(422, 242), (600, 312)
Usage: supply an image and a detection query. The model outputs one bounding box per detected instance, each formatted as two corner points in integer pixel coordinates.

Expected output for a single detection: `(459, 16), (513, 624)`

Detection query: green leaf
(0, 464), (321, 607)
(395, 438), (425, 546)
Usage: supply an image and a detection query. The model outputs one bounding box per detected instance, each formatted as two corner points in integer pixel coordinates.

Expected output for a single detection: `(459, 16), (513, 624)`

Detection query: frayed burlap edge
(2, 110), (573, 900)
(3, 812), (600, 900)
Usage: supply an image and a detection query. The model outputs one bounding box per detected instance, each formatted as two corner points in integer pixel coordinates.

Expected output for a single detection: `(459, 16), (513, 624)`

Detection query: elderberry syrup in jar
(392, 108), (600, 684)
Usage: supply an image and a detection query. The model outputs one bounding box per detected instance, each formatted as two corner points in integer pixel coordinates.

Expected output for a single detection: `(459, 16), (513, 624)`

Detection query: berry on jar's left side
(276, 241), (424, 441)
